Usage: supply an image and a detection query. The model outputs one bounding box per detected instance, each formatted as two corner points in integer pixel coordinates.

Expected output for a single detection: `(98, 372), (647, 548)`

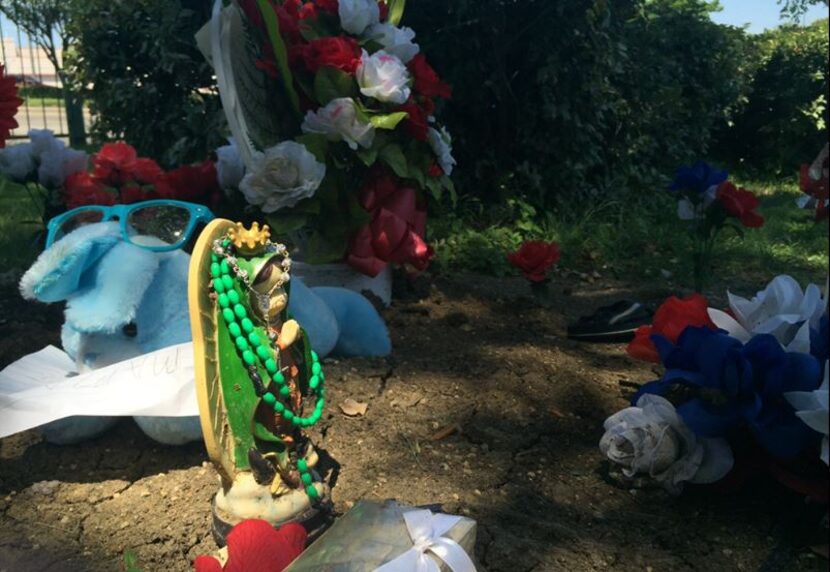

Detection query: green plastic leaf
(369, 111), (409, 130)
(256, 0), (301, 115)
(379, 144), (408, 177)
(357, 147), (379, 166)
(266, 213), (310, 234)
(306, 231), (348, 264)
(296, 133), (329, 162)
(314, 67), (356, 106)
(387, 0), (406, 26)
(425, 175), (443, 201)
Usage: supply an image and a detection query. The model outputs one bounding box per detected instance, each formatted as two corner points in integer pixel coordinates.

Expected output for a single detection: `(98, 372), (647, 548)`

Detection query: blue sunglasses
(46, 200), (216, 252)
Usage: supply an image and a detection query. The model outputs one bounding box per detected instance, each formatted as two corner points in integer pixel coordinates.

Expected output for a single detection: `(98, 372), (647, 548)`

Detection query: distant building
(0, 38), (61, 87)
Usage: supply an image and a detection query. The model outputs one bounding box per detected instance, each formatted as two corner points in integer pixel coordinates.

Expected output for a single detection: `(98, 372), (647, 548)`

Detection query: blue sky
(711, 0), (829, 32)
(0, 1), (828, 46)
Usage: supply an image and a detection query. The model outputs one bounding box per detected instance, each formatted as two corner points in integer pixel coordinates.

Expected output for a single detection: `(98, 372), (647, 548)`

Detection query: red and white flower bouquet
(202, 0), (454, 276)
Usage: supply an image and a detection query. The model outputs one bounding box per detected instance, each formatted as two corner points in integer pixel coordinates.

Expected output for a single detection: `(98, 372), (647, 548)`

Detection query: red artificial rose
(348, 185), (432, 276)
(408, 54), (452, 100)
(397, 98), (430, 141)
(378, 0), (389, 20)
(301, 36), (362, 74)
(299, 2), (317, 20)
(276, 0), (303, 44)
(93, 142), (138, 186)
(507, 241), (560, 283)
(194, 520), (307, 572)
(715, 181), (764, 228)
(0, 63), (23, 148)
(626, 294), (715, 363)
(159, 160), (221, 207)
(132, 158), (164, 184)
(428, 162), (444, 178)
(62, 171), (116, 209)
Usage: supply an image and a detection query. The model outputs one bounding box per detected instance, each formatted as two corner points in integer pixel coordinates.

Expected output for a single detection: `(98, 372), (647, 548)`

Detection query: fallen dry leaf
(339, 398), (368, 417)
(430, 423), (461, 441)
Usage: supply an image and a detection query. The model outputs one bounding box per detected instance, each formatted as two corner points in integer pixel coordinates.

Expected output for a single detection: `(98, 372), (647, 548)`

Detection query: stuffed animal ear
(287, 278), (339, 358)
(311, 287), (392, 357)
(63, 241), (161, 334)
(20, 222), (121, 303)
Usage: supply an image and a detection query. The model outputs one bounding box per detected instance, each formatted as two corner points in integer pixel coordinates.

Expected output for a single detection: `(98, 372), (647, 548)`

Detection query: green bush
(405, 0), (752, 207)
(65, 0), (225, 167)
(712, 19), (829, 176)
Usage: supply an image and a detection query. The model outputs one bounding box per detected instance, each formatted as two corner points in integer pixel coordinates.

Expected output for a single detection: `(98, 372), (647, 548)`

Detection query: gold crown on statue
(228, 222), (271, 255)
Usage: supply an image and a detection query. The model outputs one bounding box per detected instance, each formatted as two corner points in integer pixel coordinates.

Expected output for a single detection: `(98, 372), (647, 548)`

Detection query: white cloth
(0, 343), (198, 438)
(374, 509), (477, 572)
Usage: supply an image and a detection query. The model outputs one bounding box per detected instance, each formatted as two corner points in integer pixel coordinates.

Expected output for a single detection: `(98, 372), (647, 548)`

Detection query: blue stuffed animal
(19, 221), (390, 445)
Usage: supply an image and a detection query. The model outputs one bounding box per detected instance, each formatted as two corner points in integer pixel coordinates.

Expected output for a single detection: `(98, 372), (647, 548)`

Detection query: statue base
(211, 492), (334, 547)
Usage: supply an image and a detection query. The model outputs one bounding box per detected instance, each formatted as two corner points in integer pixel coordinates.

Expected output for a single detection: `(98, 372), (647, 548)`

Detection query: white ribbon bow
(374, 509), (477, 572)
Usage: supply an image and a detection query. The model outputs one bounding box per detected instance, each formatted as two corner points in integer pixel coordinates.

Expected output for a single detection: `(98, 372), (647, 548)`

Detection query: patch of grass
(0, 178), (46, 270)
(429, 179), (829, 294)
(21, 96), (63, 108)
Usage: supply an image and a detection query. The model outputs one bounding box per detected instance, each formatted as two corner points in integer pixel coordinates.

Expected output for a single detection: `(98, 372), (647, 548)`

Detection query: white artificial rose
(239, 141), (326, 213)
(0, 142), (35, 181)
(599, 394), (734, 494)
(301, 98), (375, 150)
(427, 126), (456, 176)
(216, 138), (246, 193)
(338, 0), (379, 35)
(786, 363), (829, 465)
(356, 50), (411, 105)
(26, 128), (88, 188)
(707, 275), (825, 354)
(365, 23), (420, 63)
(676, 185), (718, 221)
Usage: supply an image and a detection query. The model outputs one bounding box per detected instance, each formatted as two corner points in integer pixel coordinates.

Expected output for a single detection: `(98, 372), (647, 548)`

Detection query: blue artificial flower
(669, 160), (728, 195)
(634, 326), (823, 459)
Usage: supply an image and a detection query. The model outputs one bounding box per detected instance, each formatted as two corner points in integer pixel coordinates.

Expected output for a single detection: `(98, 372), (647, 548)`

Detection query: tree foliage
(404, 0), (751, 206)
(64, 0), (225, 167)
(712, 18), (829, 175)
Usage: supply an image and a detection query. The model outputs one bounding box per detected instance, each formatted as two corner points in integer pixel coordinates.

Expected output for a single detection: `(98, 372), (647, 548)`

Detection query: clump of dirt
(0, 275), (826, 571)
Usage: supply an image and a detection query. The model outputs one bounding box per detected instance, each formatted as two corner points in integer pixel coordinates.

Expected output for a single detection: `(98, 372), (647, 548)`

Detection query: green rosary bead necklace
(210, 237), (325, 501)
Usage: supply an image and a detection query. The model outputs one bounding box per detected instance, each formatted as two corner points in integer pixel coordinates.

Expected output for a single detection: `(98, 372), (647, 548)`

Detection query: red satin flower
(0, 63), (23, 148)
(428, 162), (443, 178)
(715, 181), (764, 228)
(93, 142), (139, 187)
(627, 294), (715, 363)
(397, 98), (430, 141)
(348, 178), (432, 277)
(508, 241), (560, 283)
(158, 160), (221, 207)
(194, 520), (307, 572)
(408, 55), (452, 100)
(378, 0), (389, 20)
(61, 171), (116, 209)
(301, 36), (362, 74)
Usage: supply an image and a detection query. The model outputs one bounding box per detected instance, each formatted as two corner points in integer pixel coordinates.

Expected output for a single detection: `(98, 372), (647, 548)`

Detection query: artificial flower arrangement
(205, 0), (455, 277)
(507, 240), (561, 304)
(0, 131), (222, 222)
(797, 145), (828, 222)
(603, 275), (828, 498)
(669, 161), (764, 293)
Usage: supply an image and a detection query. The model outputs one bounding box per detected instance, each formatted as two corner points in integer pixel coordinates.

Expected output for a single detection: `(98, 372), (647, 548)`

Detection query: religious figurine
(189, 220), (331, 544)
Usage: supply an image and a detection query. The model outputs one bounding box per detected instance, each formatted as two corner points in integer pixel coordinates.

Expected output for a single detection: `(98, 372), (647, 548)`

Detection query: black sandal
(567, 300), (653, 343)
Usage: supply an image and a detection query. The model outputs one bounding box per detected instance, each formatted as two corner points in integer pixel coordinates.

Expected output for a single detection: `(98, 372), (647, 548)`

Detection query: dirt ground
(0, 272), (827, 572)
